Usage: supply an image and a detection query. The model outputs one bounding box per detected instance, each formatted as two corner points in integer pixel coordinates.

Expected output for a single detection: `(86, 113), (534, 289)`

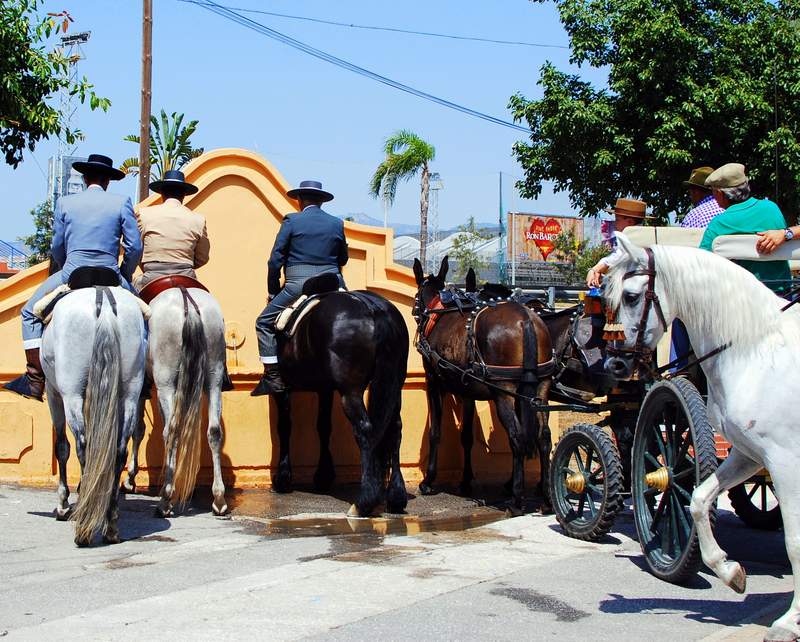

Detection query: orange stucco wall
(0, 148), (548, 492)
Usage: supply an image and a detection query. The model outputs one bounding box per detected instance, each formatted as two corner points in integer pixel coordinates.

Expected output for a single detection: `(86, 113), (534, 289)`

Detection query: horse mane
(605, 244), (795, 350)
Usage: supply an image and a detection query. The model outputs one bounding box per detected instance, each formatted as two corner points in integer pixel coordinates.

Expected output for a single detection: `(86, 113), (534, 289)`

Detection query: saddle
(139, 274), (209, 305)
(274, 273), (343, 336)
(33, 266), (151, 323)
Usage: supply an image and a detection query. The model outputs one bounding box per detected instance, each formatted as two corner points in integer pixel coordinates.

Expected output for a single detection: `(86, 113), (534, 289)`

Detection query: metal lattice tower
(428, 172), (443, 273)
(54, 32), (91, 198)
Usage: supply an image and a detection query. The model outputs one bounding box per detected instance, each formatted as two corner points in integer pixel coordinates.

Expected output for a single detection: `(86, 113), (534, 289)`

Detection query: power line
(179, 0), (568, 50)
(181, 0), (530, 133)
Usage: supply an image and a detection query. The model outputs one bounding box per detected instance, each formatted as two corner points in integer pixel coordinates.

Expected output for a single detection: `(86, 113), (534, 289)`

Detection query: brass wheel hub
(565, 471), (586, 494)
(645, 466), (670, 492)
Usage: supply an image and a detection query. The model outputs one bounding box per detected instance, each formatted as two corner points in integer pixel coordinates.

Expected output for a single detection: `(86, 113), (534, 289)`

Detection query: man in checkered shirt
(680, 166), (723, 228)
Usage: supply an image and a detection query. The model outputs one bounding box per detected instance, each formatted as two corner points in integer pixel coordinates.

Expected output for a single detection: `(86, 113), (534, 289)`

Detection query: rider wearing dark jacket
(252, 180), (348, 396)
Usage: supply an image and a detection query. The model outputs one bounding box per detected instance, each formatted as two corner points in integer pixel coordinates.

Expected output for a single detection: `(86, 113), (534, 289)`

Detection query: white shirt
(598, 233), (627, 269)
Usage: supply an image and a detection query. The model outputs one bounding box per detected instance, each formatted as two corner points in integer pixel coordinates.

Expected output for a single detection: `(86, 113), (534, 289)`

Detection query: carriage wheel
(728, 475), (782, 531)
(632, 377), (718, 584)
(550, 423), (624, 541)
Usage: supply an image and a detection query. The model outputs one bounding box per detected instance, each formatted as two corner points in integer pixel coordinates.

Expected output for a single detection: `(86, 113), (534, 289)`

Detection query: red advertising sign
(508, 213), (583, 262)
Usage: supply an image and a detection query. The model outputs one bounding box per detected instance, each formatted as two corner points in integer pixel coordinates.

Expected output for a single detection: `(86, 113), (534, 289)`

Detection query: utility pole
(138, 0), (153, 202)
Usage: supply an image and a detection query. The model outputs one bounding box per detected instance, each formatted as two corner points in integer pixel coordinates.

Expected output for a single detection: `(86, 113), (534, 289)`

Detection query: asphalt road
(0, 483), (791, 641)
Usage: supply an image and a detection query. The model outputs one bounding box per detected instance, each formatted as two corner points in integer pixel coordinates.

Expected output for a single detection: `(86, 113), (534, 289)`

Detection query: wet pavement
(0, 482), (792, 641)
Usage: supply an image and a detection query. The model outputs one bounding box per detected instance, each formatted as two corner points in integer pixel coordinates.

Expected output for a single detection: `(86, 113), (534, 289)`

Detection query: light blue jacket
(51, 186), (143, 282)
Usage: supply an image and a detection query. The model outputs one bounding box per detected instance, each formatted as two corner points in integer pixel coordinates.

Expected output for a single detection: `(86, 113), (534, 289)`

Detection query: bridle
(607, 247), (668, 364)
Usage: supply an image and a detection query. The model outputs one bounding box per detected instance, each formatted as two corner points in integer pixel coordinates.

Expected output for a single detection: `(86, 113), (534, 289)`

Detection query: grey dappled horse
(43, 287), (146, 546)
(125, 287), (228, 517)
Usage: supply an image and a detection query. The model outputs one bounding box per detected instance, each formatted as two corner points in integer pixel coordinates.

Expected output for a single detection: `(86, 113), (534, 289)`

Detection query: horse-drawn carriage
(546, 226), (785, 584)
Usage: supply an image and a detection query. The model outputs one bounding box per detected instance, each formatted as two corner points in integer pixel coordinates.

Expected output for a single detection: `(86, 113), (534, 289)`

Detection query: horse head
(412, 255), (449, 312)
(604, 233), (672, 379)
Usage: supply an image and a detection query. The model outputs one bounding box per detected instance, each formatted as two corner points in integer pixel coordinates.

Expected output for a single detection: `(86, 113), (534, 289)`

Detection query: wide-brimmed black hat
(149, 169), (199, 195)
(72, 154), (125, 181)
(286, 180), (333, 203)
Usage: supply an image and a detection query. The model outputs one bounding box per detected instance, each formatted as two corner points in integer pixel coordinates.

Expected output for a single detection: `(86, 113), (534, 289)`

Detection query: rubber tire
(550, 423), (624, 541)
(728, 478), (782, 531)
(632, 377), (718, 584)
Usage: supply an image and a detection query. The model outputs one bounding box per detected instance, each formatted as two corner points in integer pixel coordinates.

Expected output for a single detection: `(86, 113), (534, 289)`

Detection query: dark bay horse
(413, 257), (554, 513)
(269, 286), (409, 517)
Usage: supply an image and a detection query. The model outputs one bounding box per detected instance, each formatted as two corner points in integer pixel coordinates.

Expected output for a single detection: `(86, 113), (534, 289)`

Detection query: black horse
(269, 284), (409, 517)
(413, 257), (554, 513)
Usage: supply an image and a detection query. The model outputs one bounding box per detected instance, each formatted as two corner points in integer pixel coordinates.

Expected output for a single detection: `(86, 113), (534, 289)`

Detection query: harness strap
(180, 285), (200, 317)
(95, 287), (118, 318)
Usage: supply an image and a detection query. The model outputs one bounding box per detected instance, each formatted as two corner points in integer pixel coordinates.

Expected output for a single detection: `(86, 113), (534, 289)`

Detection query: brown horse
(413, 257), (554, 513)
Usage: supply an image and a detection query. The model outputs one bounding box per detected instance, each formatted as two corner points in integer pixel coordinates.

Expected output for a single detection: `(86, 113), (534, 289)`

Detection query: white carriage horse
(38, 270), (146, 546)
(124, 277), (228, 517)
(606, 232), (800, 642)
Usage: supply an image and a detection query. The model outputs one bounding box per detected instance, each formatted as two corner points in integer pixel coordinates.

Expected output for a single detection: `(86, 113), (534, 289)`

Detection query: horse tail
(167, 287), (207, 506)
(72, 292), (121, 543)
(517, 312), (541, 459)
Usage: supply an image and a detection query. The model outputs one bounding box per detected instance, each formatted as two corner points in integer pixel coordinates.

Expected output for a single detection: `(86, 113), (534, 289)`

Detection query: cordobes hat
(287, 180), (334, 203)
(149, 169), (199, 195)
(603, 197), (652, 220)
(72, 154), (125, 181)
(683, 166), (715, 191)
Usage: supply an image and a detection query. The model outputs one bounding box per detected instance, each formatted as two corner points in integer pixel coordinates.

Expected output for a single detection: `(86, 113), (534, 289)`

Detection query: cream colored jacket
(136, 200), (210, 268)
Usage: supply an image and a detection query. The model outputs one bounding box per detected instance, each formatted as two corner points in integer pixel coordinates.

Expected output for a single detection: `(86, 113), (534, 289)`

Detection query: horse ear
(437, 256), (449, 281)
(413, 258), (424, 285)
(465, 267), (476, 292)
(615, 232), (647, 265)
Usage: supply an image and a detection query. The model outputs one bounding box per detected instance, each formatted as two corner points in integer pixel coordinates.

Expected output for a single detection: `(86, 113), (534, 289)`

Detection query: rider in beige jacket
(135, 169), (209, 290)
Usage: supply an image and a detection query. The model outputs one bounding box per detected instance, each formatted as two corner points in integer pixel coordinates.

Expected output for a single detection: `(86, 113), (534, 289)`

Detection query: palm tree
(370, 130), (436, 268)
(121, 109), (203, 181)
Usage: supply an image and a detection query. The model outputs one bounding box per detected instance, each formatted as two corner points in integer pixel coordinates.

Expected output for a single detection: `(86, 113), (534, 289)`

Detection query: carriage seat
(138, 274), (209, 305)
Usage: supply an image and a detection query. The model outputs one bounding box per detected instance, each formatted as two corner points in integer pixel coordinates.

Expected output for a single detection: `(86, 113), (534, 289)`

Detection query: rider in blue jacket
(4, 154), (142, 401)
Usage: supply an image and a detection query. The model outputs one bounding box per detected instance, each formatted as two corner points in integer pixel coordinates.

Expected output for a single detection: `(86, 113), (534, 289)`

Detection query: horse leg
(63, 395), (86, 495)
(313, 388), (335, 492)
(419, 374), (443, 495)
(689, 447), (762, 593)
(536, 379), (553, 514)
(47, 386), (71, 520)
(123, 398), (146, 493)
(384, 406), (408, 513)
(459, 399), (475, 496)
(763, 467), (800, 641)
(156, 389), (177, 517)
(207, 382), (227, 516)
(104, 399), (138, 544)
(272, 390), (293, 493)
(342, 391), (383, 517)
(495, 393), (526, 516)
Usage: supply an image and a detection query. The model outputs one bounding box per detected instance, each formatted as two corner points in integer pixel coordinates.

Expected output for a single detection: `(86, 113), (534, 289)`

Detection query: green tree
(551, 230), (608, 285)
(450, 216), (492, 280)
(20, 200), (54, 266)
(121, 109), (203, 180)
(509, 0), (800, 223)
(369, 130), (436, 266)
(0, 3), (111, 167)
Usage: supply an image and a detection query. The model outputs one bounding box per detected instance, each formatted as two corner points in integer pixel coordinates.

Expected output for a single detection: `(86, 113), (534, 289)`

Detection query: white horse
(43, 286), (146, 546)
(605, 233), (800, 642)
(124, 286), (228, 517)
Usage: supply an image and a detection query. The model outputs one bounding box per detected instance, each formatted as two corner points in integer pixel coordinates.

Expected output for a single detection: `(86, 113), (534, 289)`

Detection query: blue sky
(1, 0), (607, 240)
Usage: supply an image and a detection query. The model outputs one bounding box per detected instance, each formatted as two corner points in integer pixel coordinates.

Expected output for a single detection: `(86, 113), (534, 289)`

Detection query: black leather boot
(251, 363), (287, 396)
(4, 348), (45, 402)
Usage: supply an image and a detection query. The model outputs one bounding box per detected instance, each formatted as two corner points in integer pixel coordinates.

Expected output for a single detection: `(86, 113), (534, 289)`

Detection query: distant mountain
(338, 213), (496, 237)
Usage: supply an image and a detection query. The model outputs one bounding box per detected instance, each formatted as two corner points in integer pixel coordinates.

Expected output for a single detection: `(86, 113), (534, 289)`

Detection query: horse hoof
(103, 532), (120, 545)
(418, 481), (436, 496)
(155, 506), (173, 518)
(74, 537), (90, 548)
(764, 625), (799, 642)
(212, 501), (229, 517)
(55, 507), (71, 521)
(505, 504), (525, 518)
(727, 563), (747, 594)
(539, 502), (554, 516)
(271, 471), (293, 494)
(120, 478), (136, 494)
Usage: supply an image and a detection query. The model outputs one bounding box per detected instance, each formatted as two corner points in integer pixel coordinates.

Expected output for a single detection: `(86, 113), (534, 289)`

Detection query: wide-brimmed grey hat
(286, 180), (333, 203)
(72, 154), (125, 181)
(149, 169), (199, 195)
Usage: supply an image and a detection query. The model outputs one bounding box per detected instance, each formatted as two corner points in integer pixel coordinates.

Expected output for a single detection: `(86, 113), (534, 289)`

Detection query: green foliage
(369, 129), (436, 205)
(121, 109), (203, 180)
(450, 216), (493, 280)
(0, 2), (111, 167)
(551, 229), (608, 285)
(20, 200), (54, 266)
(509, 0), (800, 223)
